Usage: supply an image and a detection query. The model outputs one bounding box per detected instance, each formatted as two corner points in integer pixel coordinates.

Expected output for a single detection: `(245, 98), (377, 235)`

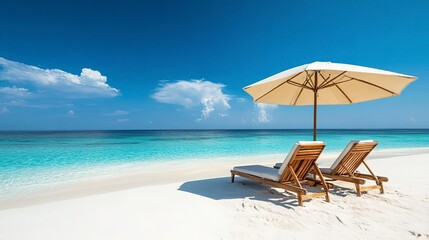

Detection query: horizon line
(0, 128), (428, 132)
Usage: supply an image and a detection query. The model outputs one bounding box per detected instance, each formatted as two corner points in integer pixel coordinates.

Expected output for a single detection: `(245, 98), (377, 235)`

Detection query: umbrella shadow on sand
(178, 177), (332, 209)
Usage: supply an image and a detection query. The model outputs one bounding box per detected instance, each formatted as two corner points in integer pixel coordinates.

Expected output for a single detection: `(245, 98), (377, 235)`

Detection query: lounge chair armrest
(354, 173), (389, 182)
(304, 178), (334, 189)
(322, 173), (366, 185)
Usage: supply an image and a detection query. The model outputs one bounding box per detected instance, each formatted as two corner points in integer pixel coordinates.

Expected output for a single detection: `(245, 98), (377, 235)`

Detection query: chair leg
(355, 183), (362, 197)
(379, 182), (384, 194)
(231, 172), (235, 183)
(312, 164), (330, 203)
(297, 193), (303, 207)
(325, 192), (330, 203)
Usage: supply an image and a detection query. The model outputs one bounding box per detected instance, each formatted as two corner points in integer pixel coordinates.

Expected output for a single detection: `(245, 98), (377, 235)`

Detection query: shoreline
(1, 147), (429, 210)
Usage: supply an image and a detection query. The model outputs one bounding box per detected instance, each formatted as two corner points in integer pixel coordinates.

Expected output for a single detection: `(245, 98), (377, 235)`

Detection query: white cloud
(152, 79), (231, 119)
(0, 57), (119, 98)
(106, 110), (129, 116)
(235, 97), (247, 102)
(0, 86), (31, 97)
(0, 107), (10, 113)
(3, 100), (25, 106)
(117, 118), (129, 123)
(68, 110), (75, 116)
(1, 99), (62, 109)
(255, 103), (277, 123)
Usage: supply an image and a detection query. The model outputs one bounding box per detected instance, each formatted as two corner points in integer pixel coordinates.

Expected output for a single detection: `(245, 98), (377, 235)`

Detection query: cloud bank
(0, 57), (119, 98)
(152, 80), (231, 119)
(255, 103), (277, 123)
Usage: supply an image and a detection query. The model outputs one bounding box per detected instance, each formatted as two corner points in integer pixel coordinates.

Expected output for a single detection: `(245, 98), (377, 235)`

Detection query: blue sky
(0, 0), (428, 130)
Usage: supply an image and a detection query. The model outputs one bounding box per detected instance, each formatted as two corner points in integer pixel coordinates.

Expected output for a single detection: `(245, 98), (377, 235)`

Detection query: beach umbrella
(243, 62), (417, 140)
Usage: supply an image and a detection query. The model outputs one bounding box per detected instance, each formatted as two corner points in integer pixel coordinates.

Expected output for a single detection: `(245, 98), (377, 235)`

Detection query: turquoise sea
(1, 129), (429, 198)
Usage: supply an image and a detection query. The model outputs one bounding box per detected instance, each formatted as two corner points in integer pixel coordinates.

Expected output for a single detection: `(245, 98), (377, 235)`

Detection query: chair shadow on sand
(178, 177), (360, 208)
(328, 184), (361, 197)
(179, 177), (331, 208)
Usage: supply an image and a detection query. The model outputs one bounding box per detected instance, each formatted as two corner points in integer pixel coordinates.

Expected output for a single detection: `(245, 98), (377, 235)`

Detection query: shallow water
(1, 129), (428, 198)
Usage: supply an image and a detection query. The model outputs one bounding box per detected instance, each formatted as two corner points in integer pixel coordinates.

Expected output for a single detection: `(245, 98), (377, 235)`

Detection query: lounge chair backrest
(278, 141), (325, 182)
(330, 140), (378, 175)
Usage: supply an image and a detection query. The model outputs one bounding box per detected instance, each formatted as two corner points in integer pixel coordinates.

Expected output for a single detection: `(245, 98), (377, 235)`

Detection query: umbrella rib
(288, 80), (313, 90)
(292, 88), (305, 105)
(334, 83), (353, 104)
(304, 71), (315, 89)
(323, 78), (354, 88)
(318, 71), (347, 89)
(254, 72), (302, 101)
(292, 76), (312, 105)
(323, 78), (355, 88)
(317, 72), (331, 89)
(352, 78), (398, 95)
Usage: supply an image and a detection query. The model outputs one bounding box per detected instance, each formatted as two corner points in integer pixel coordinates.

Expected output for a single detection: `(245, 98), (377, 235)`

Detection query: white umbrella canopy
(244, 62), (417, 140)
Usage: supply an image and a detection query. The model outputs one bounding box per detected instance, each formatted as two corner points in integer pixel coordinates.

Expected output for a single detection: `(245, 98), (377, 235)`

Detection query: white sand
(0, 149), (428, 239)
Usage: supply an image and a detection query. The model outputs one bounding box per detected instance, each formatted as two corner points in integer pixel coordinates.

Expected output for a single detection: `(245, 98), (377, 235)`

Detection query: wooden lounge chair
(231, 141), (330, 207)
(319, 140), (388, 196)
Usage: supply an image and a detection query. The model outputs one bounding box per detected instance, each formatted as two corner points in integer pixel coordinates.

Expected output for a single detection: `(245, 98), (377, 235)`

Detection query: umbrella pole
(313, 94), (317, 141)
(313, 71), (318, 141)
